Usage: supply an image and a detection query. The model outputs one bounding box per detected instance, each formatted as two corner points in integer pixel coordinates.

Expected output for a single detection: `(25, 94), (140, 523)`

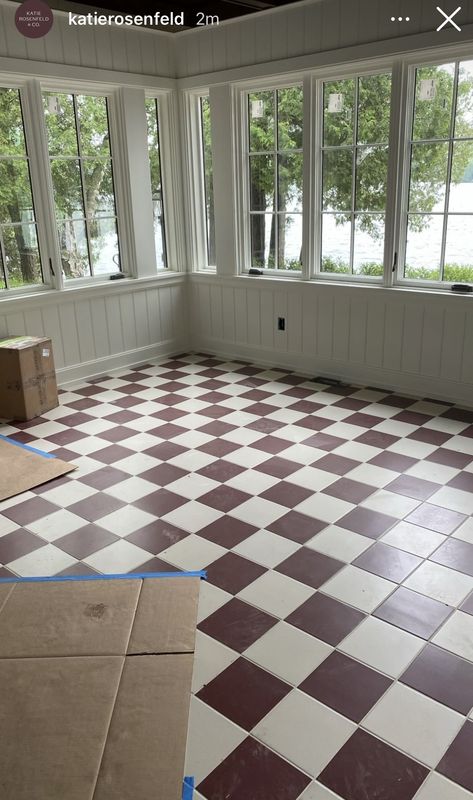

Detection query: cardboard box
(0, 335), (58, 421)
(0, 576), (200, 799)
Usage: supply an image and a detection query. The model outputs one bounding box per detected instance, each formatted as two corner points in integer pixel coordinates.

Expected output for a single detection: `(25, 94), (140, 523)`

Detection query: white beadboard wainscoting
(189, 274), (473, 407)
(0, 276), (188, 386)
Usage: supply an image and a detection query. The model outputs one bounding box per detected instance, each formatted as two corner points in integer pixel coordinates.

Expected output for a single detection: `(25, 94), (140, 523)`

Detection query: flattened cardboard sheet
(0, 438), (76, 501)
(128, 576), (200, 654)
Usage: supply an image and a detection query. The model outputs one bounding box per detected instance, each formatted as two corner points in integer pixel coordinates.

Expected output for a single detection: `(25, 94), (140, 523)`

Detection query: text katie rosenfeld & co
(68, 11), (188, 26)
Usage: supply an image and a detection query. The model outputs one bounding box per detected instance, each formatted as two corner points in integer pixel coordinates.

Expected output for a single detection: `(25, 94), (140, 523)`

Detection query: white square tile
(295, 494), (355, 524)
(113, 453), (160, 475)
(321, 565), (396, 613)
(444, 435), (473, 456)
(345, 462), (397, 488)
(373, 419), (416, 437)
(306, 526), (372, 562)
(104, 477), (157, 503)
(413, 772), (473, 800)
(0, 515), (20, 537)
(167, 450), (216, 472)
(238, 570), (314, 618)
(232, 530), (300, 568)
(221, 428), (264, 446)
(185, 697), (246, 785)
(165, 474), (220, 501)
(161, 501), (223, 533)
(0, 492), (35, 512)
(332, 441), (381, 462)
(117, 433), (161, 452)
(404, 562), (473, 607)
(381, 521), (446, 557)
(226, 470), (279, 495)
(75, 419), (116, 436)
(25, 421), (67, 438)
(452, 517), (473, 545)
(361, 490), (420, 518)
(67, 456), (103, 479)
(406, 460), (459, 485)
(159, 534), (226, 571)
(272, 424), (316, 443)
(244, 621), (332, 685)
(298, 784), (343, 800)
(229, 497), (287, 528)
(196, 581), (232, 623)
(253, 690), (355, 777)
(339, 615), (424, 677)
(172, 430), (214, 449)
(26, 509), (86, 542)
(97, 506), (156, 537)
(429, 486), (473, 516)
(432, 610), (473, 662)
(387, 439), (437, 459)
(192, 631), (239, 693)
(83, 539), (151, 573)
(7, 544), (77, 576)
(67, 436), (114, 455)
(223, 447), (270, 469)
(286, 467), (338, 492)
(363, 682), (464, 767)
(323, 422), (366, 440)
(40, 481), (97, 507)
(280, 444), (322, 465)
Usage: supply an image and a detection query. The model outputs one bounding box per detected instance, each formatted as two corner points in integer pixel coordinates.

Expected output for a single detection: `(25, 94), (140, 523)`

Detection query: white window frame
(182, 88), (214, 271)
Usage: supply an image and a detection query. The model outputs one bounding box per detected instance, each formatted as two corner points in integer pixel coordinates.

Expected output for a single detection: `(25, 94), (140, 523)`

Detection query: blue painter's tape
(182, 776), (195, 800)
(0, 434), (56, 459)
(0, 570), (207, 585)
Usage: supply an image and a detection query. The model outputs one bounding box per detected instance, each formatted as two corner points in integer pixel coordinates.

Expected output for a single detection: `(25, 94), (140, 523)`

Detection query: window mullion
(385, 60), (407, 288)
(440, 62), (460, 282)
(350, 78), (360, 275)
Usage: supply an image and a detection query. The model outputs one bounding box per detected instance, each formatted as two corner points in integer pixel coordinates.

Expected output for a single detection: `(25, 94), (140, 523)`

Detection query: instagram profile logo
(15, 0), (54, 38)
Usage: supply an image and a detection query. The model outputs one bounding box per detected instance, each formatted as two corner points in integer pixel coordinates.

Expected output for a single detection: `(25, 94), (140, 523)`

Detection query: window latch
(392, 252), (398, 273)
(49, 258), (55, 278)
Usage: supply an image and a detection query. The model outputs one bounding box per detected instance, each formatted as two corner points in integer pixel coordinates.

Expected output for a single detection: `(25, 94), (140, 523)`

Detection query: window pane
(444, 215), (473, 280)
(355, 146), (388, 212)
(200, 96), (215, 266)
(322, 149), (352, 212)
(450, 141), (473, 211)
(58, 219), (90, 278)
(358, 74), (391, 144)
(323, 80), (355, 147)
(50, 159), (84, 220)
(409, 142), (449, 212)
(413, 64), (455, 141)
(145, 98), (167, 269)
(354, 214), (385, 275)
(0, 160), (34, 224)
(0, 88), (27, 155)
(278, 214), (302, 269)
(83, 159), (116, 217)
(278, 154), (302, 212)
(405, 215), (443, 280)
(455, 61), (473, 139)
(43, 93), (78, 157)
(76, 95), (110, 156)
(251, 214), (275, 267)
(321, 213), (351, 274)
(277, 87), (303, 150)
(249, 155), (275, 212)
(2, 224), (42, 288)
(90, 217), (120, 275)
(249, 91), (275, 152)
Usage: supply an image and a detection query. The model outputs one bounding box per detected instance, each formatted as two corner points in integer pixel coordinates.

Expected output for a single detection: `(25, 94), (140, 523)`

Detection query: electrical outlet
(277, 317), (286, 331)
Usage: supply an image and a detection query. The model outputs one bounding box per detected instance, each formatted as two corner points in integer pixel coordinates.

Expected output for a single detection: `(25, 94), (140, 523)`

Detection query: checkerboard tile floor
(2, 353), (473, 799)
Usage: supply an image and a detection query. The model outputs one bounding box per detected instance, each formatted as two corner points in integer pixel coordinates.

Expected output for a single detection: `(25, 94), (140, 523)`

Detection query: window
(247, 86), (303, 270)
(200, 96), (215, 266)
(0, 87), (42, 290)
(43, 91), (120, 280)
(145, 98), (167, 269)
(320, 73), (392, 279)
(401, 60), (473, 284)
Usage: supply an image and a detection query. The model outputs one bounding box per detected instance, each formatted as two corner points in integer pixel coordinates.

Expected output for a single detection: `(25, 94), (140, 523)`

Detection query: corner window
(43, 92), (121, 280)
(145, 98), (167, 269)
(200, 96), (215, 266)
(0, 87), (43, 290)
(320, 73), (392, 279)
(400, 60), (473, 284)
(247, 86), (303, 271)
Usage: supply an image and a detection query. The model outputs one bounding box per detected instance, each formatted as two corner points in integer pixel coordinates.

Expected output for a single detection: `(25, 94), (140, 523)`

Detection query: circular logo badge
(15, 0), (54, 38)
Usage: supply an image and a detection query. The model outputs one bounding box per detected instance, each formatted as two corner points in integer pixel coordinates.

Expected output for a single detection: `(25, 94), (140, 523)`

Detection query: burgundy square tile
(461, 592), (473, 616)
(199, 486), (252, 512)
(314, 454), (360, 476)
(334, 397), (368, 411)
(158, 381), (187, 393)
(374, 586), (453, 639)
(198, 391), (229, 404)
(250, 436), (292, 455)
(294, 415), (332, 431)
(47, 447), (77, 461)
(198, 597), (277, 652)
(448, 471), (473, 493)
(0, 567), (16, 578)
(68, 398), (101, 411)
(206, 552), (266, 594)
(126, 520), (188, 553)
(278, 374), (306, 386)
(199, 379), (227, 390)
(32, 475), (71, 495)
(92, 444), (133, 464)
(338, 507), (397, 539)
(405, 503), (466, 535)
(198, 420), (236, 437)
(287, 593), (364, 645)
(408, 428), (451, 446)
(254, 457), (301, 479)
(236, 366), (263, 376)
(151, 407), (186, 421)
(393, 410), (432, 426)
(115, 383), (144, 395)
(112, 396), (142, 409)
(385, 474), (440, 501)
(401, 643), (473, 714)
(197, 657), (290, 730)
(148, 422), (186, 439)
(461, 424), (473, 439)
(156, 393), (187, 407)
(56, 562), (99, 577)
(7, 432), (35, 444)
(246, 418), (285, 434)
(132, 489), (187, 516)
(2, 497), (59, 526)
(139, 463), (187, 487)
(80, 467), (130, 491)
(196, 460), (245, 483)
(268, 511), (327, 544)
(319, 728), (428, 800)
(437, 721), (473, 793)
(369, 452), (418, 473)
(240, 389), (272, 401)
(322, 478), (376, 505)
(235, 378), (266, 389)
(288, 400), (324, 414)
(55, 525), (119, 559)
(260, 481), (312, 508)
(198, 439), (240, 457)
(58, 412), (94, 427)
(419, 425), (459, 460)
(12, 416), (48, 430)
(324, 384), (356, 397)
(197, 737), (311, 800)
(429, 538), (473, 578)
(353, 542), (422, 582)
(377, 394), (415, 409)
(144, 442), (186, 461)
(441, 408), (473, 424)
(244, 402), (281, 416)
(303, 433), (346, 451)
(355, 431), (399, 449)
(300, 651), (391, 722)
(198, 405), (232, 419)
(199, 517), (257, 548)
(119, 372), (152, 381)
(276, 548), (343, 590)
(0, 530), (44, 563)
(74, 385), (104, 397)
(95, 425), (136, 443)
(128, 556), (179, 574)
(281, 387), (314, 399)
(68, 494), (125, 523)
(344, 413), (384, 429)
(46, 429), (87, 446)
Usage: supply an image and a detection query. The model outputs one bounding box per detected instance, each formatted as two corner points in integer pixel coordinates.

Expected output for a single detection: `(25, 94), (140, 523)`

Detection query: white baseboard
(194, 336), (473, 408)
(57, 339), (189, 387)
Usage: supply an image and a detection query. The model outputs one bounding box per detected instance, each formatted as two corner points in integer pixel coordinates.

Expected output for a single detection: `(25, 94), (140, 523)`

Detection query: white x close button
(436, 6), (462, 31)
